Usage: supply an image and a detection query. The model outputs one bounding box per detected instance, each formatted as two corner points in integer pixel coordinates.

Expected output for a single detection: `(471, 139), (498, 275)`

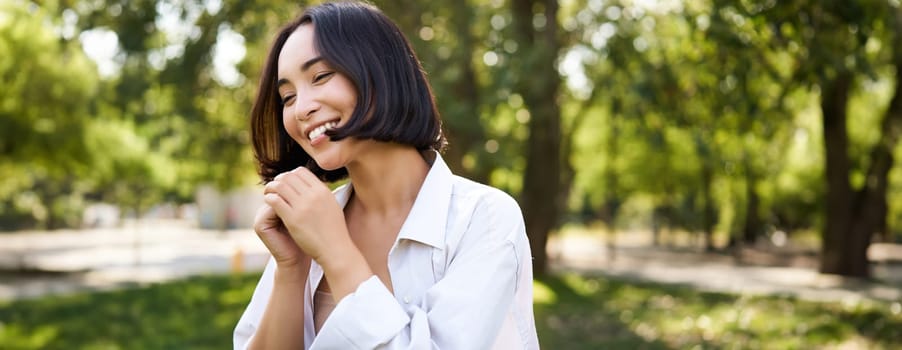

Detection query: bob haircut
(250, 1), (446, 183)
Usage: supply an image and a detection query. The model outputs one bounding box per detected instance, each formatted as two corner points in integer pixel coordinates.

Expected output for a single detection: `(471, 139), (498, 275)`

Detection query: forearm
(318, 238), (374, 302)
(248, 264), (309, 349)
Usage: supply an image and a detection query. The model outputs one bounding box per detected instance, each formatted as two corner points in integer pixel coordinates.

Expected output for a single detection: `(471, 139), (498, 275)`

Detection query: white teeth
(308, 121), (338, 140)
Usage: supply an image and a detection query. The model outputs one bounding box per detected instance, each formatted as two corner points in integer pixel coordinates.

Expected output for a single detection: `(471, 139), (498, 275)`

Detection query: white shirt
(234, 153), (539, 349)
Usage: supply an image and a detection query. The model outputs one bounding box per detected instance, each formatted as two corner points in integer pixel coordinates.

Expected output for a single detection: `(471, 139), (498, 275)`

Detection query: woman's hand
(265, 167), (374, 301)
(263, 167), (348, 262)
(254, 202), (311, 270)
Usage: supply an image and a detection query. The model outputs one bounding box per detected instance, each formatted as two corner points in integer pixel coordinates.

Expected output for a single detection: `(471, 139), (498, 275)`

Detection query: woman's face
(277, 24), (361, 171)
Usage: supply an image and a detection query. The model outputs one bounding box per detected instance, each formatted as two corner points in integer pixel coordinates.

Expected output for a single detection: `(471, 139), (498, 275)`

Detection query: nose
(292, 93), (319, 121)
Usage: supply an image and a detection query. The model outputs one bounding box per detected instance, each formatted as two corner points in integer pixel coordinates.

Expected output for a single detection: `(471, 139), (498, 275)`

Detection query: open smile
(305, 119), (341, 143)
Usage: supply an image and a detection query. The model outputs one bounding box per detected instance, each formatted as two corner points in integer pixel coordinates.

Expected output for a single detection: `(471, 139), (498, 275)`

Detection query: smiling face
(250, 2), (446, 183)
(277, 24), (362, 171)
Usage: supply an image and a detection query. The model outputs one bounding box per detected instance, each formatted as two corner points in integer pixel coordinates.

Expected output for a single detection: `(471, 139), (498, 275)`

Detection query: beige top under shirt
(313, 290), (337, 334)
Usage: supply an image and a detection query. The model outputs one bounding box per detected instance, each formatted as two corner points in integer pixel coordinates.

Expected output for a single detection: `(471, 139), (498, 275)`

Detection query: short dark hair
(250, 1), (446, 183)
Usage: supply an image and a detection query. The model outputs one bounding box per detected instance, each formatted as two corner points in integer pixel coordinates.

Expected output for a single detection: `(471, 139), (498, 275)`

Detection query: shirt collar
(331, 151), (451, 249)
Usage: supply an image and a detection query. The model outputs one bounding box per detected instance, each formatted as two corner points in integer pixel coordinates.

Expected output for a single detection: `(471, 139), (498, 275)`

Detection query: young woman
(234, 2), (539, 349)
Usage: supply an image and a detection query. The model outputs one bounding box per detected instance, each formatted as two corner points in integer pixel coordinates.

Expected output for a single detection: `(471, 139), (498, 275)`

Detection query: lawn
(1, 273), (900, 349)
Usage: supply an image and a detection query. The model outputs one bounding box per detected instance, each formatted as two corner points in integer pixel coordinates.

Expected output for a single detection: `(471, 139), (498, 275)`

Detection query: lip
(303, 118), (342, 141)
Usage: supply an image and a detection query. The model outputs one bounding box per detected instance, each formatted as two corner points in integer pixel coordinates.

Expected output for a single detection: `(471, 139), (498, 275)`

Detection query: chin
(308, 140), (354, 171)
(311, 154), (346, 171)
(316, 162), (344, 171)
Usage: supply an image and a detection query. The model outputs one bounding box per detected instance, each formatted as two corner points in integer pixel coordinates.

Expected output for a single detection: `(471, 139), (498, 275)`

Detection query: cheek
(282, 114), (303, 141)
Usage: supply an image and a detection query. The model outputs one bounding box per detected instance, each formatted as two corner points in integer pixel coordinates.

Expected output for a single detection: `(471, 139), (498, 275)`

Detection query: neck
(345, 143), (431, 217)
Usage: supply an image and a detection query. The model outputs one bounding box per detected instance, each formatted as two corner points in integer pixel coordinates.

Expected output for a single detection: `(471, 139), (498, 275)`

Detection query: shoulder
(451, 175), (521, 212)
(442, 176), (531, 280)
(448, 176), (525, 240)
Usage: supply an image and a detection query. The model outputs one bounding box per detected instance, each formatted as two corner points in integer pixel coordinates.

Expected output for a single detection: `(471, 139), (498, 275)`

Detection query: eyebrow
(277, 56), (324, 88)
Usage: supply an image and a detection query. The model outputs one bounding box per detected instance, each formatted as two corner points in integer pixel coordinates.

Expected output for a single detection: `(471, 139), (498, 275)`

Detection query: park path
(1, 220), (900, 305)
(547, 232), (902, 304)
(0, 220), (272, 300)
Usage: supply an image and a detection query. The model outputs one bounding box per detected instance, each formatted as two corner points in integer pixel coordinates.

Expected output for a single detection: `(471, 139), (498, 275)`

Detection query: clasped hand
(254, 166), (346, 268)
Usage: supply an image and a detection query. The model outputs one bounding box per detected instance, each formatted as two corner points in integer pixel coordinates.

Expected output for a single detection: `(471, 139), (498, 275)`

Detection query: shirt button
(403, 296), (411, 304)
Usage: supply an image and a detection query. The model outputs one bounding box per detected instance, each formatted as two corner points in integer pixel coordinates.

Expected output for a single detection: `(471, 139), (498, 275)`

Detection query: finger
(291, 166), (324, 189)
(257, 203), (280, 223)
(264, 179), (303, 203)
(254, 202), (273, 219)
(267, 172), (289, 194)
(254, 205), (282, 234)
(273, 170), (310, 194)
(263, 192), (293, 216)
(272, 171), (295, 184)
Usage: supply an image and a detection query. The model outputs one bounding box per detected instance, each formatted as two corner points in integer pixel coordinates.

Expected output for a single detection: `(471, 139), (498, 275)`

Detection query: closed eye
(313, 72), (334, 84)
(280, 94), (296, 106)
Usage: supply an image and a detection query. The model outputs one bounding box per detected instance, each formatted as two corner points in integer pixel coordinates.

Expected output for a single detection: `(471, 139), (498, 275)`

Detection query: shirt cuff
(312, 276), (410, 349)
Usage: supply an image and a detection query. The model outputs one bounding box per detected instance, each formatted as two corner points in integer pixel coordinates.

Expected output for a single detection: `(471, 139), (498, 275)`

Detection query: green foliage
(0, 1), (100, 229)
(557, 0), (902, 248)
(0, 1), (98, 170)
(0, 0), (267, 228)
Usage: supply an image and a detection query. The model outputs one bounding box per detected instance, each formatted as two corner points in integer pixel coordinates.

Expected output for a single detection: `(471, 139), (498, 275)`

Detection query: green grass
(534, 274), (902, 349)
(1, 273), (900, 349)
(0, 274), (258, 349)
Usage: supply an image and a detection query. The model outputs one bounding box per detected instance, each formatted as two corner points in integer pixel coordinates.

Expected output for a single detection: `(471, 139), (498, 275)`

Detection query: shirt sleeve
(310, 193), (524, 349)
(233, 256), (276, 350)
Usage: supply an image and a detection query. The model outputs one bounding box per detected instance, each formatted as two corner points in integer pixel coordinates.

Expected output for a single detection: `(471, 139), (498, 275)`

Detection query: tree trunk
(652, 206), (662, 246)
(600, 110), (620, 227)
(742, 159), (761, 244)
(875, 198), (889, 243)
(701, 161), (715, 251)
(820, 11), (902, 278)
(691, 133), (716, 251)
(847, 32), (902, 276)
(819, 72), (856, 276)
(513, 0), (561, 276)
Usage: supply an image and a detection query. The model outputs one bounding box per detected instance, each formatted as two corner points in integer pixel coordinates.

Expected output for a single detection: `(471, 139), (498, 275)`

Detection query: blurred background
(1, 0), (901, 348)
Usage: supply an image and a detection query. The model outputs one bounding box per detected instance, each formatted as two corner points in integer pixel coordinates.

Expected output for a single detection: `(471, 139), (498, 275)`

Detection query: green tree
(0, 0), (99, 228)
(54, 0), (267, 211)
(732, 0), (902, 277)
